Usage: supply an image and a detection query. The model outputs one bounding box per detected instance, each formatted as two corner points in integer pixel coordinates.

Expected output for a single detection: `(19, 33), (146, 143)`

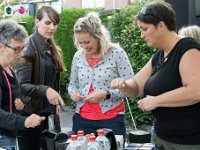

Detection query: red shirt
(80, 57), (124, 120)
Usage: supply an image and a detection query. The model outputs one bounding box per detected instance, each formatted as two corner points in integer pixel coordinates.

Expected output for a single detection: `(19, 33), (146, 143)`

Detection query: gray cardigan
(68, 47), (134, 113)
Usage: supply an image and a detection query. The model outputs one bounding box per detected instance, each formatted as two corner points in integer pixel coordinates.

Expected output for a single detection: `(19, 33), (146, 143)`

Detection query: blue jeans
(0, 135), (17, 150)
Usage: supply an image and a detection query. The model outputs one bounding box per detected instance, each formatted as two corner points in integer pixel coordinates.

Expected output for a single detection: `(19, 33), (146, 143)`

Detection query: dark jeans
(72, 113), (126, 137)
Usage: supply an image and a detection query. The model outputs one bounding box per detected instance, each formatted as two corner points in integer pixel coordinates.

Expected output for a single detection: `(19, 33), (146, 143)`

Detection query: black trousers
(18, 125), (43, 150)
(17, 112), (60, 150)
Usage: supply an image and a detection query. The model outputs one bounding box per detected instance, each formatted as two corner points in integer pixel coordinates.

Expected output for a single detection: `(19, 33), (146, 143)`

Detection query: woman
(0, 20), (45, 149)
(111, 2), (200, 150)
(16, 6), (66, 150)
(68, 12), (134, 139)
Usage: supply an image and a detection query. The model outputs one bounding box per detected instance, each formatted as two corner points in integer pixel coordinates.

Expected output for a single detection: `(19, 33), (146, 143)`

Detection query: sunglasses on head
(140, 6), (161, 21)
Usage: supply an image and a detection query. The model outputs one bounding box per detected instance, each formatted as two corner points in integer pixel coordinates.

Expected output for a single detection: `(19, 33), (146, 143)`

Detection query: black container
(42, 130), (70, 150)
(129, 130), (151, 143)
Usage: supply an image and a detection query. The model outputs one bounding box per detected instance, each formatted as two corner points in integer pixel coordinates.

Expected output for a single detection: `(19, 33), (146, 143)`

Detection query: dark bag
(42, 130), (69, 150)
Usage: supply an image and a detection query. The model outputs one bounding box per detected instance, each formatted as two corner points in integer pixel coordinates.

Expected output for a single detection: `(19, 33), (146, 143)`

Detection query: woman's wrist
(104, 90), (111, 99)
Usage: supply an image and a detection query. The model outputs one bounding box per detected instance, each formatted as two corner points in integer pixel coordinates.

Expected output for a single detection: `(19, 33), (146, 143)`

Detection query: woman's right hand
(70, 90), (84, 102)
(46, 88), (65, 106)
(24, 114), (45, 128)
(111, 78), (126, 89)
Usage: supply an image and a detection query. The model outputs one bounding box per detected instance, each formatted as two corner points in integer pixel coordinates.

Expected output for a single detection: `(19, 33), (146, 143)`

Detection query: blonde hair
(178, 25), (200, 44)
(73, 12), (119, 58)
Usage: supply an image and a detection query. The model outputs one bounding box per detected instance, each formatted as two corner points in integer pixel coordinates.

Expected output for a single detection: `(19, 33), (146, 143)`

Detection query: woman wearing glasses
(0, 20), (45, 150)
(16, 6), (66, 150)
(111, 2), (200, 150)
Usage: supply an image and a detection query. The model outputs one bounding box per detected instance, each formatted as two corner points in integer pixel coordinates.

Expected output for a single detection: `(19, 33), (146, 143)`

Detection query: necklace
(155, 51), (169, 70)
(161, 56), (168, 63)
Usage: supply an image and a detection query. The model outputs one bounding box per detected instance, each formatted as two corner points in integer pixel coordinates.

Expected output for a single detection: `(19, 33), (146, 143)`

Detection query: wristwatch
(105, 90), (111, 99)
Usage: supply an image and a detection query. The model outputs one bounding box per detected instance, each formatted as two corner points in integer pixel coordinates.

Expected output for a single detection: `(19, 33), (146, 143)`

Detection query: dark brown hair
(36, 6), (66, 72)
(136, 2), (176, 31)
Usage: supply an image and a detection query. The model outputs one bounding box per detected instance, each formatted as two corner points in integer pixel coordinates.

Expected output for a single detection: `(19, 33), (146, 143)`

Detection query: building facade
(63, 0), (130, 10)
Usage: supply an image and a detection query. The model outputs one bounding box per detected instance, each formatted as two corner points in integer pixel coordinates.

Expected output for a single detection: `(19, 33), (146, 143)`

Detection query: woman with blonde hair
(68, 12), (134, 139)
(178, 25), (200, 44)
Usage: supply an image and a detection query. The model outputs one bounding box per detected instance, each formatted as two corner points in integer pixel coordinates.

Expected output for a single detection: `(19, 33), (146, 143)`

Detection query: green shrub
(19, 15), (34, 35)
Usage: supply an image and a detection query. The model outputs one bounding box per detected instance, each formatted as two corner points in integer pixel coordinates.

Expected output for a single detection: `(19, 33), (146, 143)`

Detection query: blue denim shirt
(68, 47), (134, 113)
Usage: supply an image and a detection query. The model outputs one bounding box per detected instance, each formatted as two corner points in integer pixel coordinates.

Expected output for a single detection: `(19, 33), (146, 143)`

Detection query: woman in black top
(0, 20), (45, 149)
(16, 6), (66, 150)
(111, 2), (200, 150)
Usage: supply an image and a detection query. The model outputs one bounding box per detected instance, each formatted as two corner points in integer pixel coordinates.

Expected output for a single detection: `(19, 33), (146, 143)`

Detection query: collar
(32, 30), (52, 53)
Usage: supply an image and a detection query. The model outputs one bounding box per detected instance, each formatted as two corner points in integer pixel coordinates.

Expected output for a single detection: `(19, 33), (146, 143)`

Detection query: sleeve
(0, 82), (26, 130)
(109, 48), (134, 99)
(67, 53), (79, 96)
(0, 109), (26, 130)
(16, 40), (49, 100)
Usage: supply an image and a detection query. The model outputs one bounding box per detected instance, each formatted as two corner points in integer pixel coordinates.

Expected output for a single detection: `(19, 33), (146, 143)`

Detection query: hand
(84, 91), (107, 103)
(137, 95), (157, 111)
(111, 78), (126, 89)
(14, 98), (24, 111)
(24, 114), (45, 128)
(70, 90), (84, 102)
(56, 105), (61, 122)
(46, 88), (65, 106)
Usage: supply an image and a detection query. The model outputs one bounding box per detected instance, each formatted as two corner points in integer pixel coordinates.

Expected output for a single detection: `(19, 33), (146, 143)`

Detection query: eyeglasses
(140, 6), (161, 21)
(4, 44), (26, 53)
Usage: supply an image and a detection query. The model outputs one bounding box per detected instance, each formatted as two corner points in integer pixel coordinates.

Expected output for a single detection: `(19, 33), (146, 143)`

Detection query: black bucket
(128, 130), (151, 143)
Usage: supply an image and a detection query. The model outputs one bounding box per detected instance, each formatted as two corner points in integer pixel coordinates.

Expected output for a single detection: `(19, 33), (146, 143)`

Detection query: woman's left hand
(14, 98), (25, 110)
(137, 95), (157, 111)
(84, 91), (107, 103)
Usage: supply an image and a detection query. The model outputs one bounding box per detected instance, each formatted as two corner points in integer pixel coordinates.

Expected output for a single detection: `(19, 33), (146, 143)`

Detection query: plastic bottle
(96, 129), (111, 150)
(66, 134), (82, 150)
(77, 130), (88, 149)
(86, 135), (101, 150)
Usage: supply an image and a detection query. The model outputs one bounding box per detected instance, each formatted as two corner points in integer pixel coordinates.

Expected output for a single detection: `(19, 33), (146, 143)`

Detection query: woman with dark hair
(111, 2), (200, 150)
(16, 6), (65, 150)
